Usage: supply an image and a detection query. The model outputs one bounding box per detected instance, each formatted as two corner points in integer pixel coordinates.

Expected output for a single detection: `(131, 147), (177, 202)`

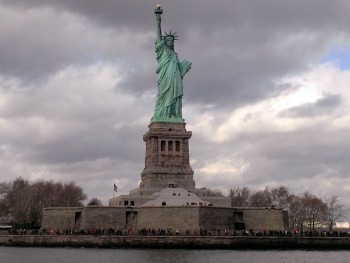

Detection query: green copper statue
(151, 5), (192, 123)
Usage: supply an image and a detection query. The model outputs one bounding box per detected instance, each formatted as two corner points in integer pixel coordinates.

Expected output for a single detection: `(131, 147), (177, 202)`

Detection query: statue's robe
(152, 39), (190, 122)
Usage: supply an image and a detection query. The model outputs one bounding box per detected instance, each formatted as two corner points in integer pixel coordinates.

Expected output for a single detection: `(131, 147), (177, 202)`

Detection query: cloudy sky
(1, 0), (350, 212)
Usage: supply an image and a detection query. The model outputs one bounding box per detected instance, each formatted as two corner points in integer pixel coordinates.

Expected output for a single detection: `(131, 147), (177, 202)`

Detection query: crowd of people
(3, 228), (350, 238)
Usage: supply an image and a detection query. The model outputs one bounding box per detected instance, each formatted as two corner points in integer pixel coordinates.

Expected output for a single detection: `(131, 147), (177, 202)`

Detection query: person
(152, 6), (191, 123)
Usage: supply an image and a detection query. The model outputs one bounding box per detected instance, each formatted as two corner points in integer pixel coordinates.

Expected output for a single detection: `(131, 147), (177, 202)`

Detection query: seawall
(1, 235), (350, 249)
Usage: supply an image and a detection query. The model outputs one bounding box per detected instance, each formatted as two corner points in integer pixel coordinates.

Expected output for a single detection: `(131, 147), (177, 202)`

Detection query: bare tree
(229, 187), (251, 207)
(300, 192), (327, 230)
(201, 188), (224, 197)
(5, 178), (33, 227)
(250, 187), (273, 207)
(325, 195), (345, 231)
(2, 178), (87, 228)
(59, 182), (87, 207)
(0, 182), (11, 223)
(271, 185), (291, 209)
(286, 194), (305, 230)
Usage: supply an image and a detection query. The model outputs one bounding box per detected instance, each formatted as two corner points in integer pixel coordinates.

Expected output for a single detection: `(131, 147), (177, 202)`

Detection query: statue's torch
(154, 5), (163, 15)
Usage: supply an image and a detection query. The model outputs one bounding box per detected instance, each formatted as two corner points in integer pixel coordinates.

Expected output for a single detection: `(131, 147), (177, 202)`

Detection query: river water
(1, 247), (350, 263)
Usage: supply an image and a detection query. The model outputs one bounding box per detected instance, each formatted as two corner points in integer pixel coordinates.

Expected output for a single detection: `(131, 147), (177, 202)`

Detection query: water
(1, 247), (350, 263)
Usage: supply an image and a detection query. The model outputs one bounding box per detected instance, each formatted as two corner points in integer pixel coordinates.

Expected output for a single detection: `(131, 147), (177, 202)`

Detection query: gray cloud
(1, 0), (350, 105)
(281, 93), (343, 117)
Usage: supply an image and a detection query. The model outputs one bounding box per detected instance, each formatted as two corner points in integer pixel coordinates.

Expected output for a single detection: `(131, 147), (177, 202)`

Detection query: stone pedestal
(140, 122), (195, 189)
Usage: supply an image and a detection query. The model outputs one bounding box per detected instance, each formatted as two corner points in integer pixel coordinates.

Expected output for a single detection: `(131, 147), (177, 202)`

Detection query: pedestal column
(141, 122), (195, 189)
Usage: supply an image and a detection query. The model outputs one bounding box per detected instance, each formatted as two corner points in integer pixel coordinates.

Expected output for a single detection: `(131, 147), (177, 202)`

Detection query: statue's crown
(163, 30), (179, 41)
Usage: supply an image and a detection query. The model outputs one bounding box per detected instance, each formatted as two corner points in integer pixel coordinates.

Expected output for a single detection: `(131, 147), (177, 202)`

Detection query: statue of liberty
(151, 6), (192, 123)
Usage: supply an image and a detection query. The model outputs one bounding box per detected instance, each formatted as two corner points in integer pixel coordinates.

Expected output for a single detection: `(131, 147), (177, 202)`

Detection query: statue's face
(165, 37), (174, 49)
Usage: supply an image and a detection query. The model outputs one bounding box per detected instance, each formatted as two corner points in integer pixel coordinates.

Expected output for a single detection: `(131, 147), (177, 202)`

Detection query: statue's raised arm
(151, 6), (192, 123)
(155, 5), (163, 43)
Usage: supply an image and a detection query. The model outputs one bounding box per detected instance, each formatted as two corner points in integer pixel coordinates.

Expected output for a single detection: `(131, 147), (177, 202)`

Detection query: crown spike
(163, 30), (179, 41)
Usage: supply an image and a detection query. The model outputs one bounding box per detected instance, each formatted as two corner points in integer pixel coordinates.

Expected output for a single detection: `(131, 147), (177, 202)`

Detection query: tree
(228, 185), (347, 231)
(229, 187), (251, 207)
(286, 194), (305, 230)
(270, 185), (291, 209)
(0, 182), (11, 223)
(5, 178), (33, 227)
(300, 192), (327, 230)
(59, 182), (87, 207)
(201, 188), (224, 197)
(2, 178), (87, 228)
(325, 195), (345, 231)
(250, 187), (273, 207)
(87, 197), (103, 206)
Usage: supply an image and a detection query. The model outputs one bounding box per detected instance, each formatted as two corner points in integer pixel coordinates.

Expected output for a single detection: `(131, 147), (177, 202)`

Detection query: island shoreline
(1, 235), (350, 250)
